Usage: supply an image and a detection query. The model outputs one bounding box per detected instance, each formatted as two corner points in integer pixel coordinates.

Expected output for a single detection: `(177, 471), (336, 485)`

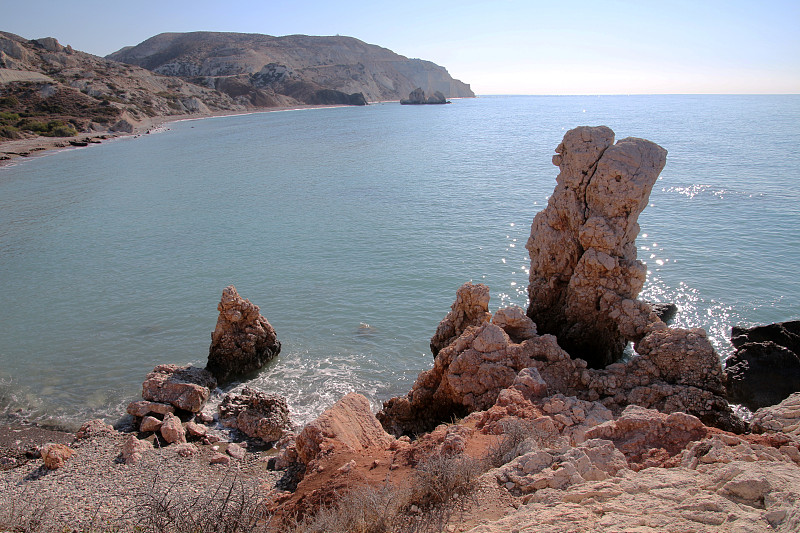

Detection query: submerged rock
(206, 285), (281, 384)
(725, 320), (800, 410)
(526, 126), (667, 368)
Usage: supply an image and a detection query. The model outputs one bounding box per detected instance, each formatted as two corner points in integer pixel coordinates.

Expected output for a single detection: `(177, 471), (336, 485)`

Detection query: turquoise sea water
(1, 95), (799, 429)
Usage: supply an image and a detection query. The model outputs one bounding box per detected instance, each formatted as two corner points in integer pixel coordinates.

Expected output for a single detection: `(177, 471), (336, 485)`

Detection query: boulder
(40, 443), (75, 470)
(141, 364), (216, 413)
(126, 400), (175, 418)
(751, 392), (800, 437)
(206, 285), (281, 384)
(140, 416), (162, 433)
(525, 126), (667, 368)
(295, 392), (394, 465)
(583, 405), (708, 464)
(725, 321), (800, 410)
(159, 412), (186, 444)
(120, 434), (153, 465)
(218, 386), (291, 442)
(430, 282), (491, 357)
(75, 419), (115, 440)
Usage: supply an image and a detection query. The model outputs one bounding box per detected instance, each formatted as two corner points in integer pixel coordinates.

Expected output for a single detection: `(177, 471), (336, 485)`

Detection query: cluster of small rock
(120, 286), (290, 465)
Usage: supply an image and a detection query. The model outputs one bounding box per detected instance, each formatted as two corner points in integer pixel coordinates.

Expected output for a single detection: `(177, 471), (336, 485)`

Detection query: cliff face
(106, 32), (474, 105)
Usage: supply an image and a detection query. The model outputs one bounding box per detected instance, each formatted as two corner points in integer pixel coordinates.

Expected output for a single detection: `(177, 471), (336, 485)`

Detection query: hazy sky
(3, 0), (798, 94)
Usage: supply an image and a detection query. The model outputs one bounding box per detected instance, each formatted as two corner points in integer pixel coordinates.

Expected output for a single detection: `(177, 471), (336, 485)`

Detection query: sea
(1, 95), (798, 430)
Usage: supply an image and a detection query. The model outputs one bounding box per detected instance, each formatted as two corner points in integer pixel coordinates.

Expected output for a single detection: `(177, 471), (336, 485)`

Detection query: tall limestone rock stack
(206, 285), (281, 384)
(526, 126), (666, 368)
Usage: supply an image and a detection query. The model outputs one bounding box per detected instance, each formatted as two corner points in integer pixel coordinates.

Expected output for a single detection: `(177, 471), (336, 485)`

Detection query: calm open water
(1, 95), (799, 429)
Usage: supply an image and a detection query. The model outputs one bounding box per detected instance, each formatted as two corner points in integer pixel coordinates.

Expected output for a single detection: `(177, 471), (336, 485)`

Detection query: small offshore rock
(206, 285), (281, 384)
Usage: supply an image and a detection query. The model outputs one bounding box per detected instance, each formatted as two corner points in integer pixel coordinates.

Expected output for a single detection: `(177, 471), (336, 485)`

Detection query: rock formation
(140, 364), (217, 413)
(429, 282), (492, 356)
(526, 125), (667, 368)
(219, 386), (292, 442)
(378, 127), (741, 436)
(400, 87), (449, 105)
(295, 392), (394, 465)
(752, 392), (800, 438)
(725, 320), (800, 410)
(206, 285), (281, 384)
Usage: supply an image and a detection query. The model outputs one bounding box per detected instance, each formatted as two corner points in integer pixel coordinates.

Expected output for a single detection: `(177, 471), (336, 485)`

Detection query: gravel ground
(0, 423), (281, 531)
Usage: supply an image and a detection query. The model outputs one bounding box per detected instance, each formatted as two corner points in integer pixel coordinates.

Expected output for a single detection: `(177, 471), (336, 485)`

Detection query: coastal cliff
(106, 32), (474, 106)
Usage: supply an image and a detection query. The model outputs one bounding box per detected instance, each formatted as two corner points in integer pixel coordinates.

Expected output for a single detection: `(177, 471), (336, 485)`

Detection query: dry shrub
(0, 486), (65, 532)
(294, 450), (483, 533)
(125, 470), (271, 532)
(484, 417), (560, 468)
(293, 483), (408, 533)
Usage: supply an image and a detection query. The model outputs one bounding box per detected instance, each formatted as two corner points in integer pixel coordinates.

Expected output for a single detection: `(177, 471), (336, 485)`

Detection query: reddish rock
(430, 282), (491, 357)
(219, 386), (291, 442)
(41, 443), (75, 470)
(209, 452), (230, 465)
(141, 364), (217, 413)
(226, 442), (245, 460)
(140, 416), (162, 433)
(159, 412), (186, 444)
(295, 393), (394, 465)
(206, 286), (281, 384)
(126, 400), (176, 418)
(75, 419), (115, 440)
(526, 126), (666, 368)
(120, 434), (153, 465)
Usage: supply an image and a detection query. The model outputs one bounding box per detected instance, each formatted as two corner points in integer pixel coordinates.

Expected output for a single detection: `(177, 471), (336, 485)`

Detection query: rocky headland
(0, 29), (473, 165)
(2, 127), (798, 532)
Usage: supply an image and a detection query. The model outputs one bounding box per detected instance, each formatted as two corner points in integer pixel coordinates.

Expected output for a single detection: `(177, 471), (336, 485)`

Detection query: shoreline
(0, 102), (373, 168)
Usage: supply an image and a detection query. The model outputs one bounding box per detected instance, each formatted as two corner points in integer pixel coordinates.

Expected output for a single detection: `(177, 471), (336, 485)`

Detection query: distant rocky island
(0, 30), (473, 144)
(400, 87), (450, 105)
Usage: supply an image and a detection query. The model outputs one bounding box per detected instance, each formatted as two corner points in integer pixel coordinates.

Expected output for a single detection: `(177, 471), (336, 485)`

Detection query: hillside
(107, 32), (474, 106)
(0, 31), (244, 141)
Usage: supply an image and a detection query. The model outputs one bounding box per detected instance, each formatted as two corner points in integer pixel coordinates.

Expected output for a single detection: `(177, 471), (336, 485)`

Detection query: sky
(2, 0), (799, 95)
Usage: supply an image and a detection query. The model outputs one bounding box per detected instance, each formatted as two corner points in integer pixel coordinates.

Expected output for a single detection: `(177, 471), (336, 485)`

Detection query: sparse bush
(294, 483), (408, 533)
(484, 418), (561, 468)
(125, 470), (271, 532)
(0, 125), (20, 139)
(410, 450), (482, 511)
(0, 485), (64, 532)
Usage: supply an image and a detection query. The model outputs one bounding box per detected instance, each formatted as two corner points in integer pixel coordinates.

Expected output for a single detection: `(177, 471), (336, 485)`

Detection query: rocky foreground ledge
(2, 127), (799, 532)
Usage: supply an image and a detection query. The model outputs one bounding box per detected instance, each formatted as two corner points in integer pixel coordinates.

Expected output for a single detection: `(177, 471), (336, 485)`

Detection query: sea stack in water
(206, 285), (281, 384)
(526, 126), (667, 368)
(400, 87), (449, 105)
